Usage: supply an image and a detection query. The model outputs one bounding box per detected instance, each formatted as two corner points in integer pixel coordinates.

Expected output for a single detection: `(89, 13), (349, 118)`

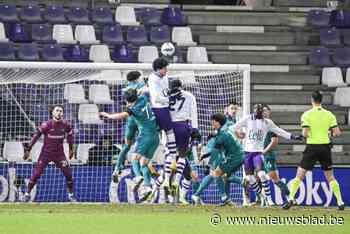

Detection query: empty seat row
(0, 4), (186, 26)
(0, 43), (209, 64)
(309, 47), (350, 67)
(0, 23), (196, 46)
(64, 84), (113, 104)
(307, 9), (350, 28)
(319, 27), (350, 46)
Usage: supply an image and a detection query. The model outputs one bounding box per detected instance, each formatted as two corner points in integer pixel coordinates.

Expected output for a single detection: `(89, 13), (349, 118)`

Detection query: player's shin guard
(132, 159), (142, 177)
(248, 175), (262, 194)
(180, 178), (191, 199)
(215, 176), (227, 200)
(275, 180), (290, 199)
(165, 129), (178, 160)
(258, 171), (272, 203)
(141, 164), (151, 187)
(115, 144), (130, 171)
(174, 157), (186, 185)
(329, 179), (344, 206)
(194, 175), (213, 196)
(163, 152), (173, 182)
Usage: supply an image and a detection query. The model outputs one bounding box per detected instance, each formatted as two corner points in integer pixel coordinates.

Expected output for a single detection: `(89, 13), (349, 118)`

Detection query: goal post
(0, 62), (250, 203)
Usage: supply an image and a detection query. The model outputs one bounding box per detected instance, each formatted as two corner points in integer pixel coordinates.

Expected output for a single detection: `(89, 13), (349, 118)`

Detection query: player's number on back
(169, 95), (186, 112)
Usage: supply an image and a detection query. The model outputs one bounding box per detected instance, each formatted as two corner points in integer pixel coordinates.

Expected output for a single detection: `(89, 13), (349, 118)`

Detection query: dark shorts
(244, 152), (264, 174)
(36, 152), (69, 171)
(173, 121), (191, 152)
(152, 107), (173, 131)
(300, 144), (332, 171)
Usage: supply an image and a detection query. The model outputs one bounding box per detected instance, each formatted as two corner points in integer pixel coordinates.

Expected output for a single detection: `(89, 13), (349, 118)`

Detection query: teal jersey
(211, 128), (244, 166)
(206, 138), (224, 168)
(263, 131), (278, 160)
(127, 95), (158, 135)
(125, 81), (145, 91)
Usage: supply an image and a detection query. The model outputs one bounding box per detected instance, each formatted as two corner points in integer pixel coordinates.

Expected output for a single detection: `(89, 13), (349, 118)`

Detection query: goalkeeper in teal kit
(100, 89), (159, 200)
(112, 71), (146, 183)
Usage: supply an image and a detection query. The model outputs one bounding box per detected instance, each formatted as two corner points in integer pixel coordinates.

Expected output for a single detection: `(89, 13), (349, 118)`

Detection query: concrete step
(199, 32), (296, 45)
(252, 90), (333, 104)
(202, 44), (317, 52)
(185, 11), (306, 26)
(264, 111), (347, 125)
(209, 51), (308, 65)
(273, 0), (327, 7)
(252, 73), (320, 85)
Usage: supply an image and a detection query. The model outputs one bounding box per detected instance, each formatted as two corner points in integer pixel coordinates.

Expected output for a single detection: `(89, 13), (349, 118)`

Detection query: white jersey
(232, 114), (292, 152)
(148, 72), (169, 108)
(169, 90), (198, 129)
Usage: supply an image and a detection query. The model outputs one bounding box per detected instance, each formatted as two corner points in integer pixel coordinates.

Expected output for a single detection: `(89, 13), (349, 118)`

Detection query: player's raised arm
(100, 111), (129, 120)
(266, 119), (302, 140)
(232, 115), (249, 139)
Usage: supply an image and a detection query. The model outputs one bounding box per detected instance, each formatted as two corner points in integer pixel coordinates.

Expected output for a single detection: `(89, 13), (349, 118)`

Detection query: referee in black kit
(283, 91), (345, 210)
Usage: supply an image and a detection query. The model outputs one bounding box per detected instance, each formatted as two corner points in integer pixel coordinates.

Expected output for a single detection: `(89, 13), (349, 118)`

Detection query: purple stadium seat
(44, 5), (67, 24)
(126, 26), (148, 45)
(20, 4), (42, 23)
(0, 3), (18, 22)
(139, 8), (162, 27)
(329, 10), (350, 28)
(8, 23), (31, 43)
(333, 47), (350, 67)
(64, 44), (90, 62)
(41, 44), (65, 61)
(307, 10), (330, 27)
(67, 6), (90, 24)
(150, 25), (171, 45)
(102, 24), (124, 45)
(31, 24), (56, 43)
(111, 44), (135, 63)
(161, 7), (186, 26)
(309, 47), (332, 67)
(342, 30), (350, 46)
(320, 27), (341, 46)
(0, 42), (15, 60)
(17, 43), (40, 61)
(92, 6), (114, 24)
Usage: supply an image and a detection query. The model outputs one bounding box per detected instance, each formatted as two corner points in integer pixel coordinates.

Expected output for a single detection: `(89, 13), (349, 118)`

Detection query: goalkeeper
(23, 105), (76, 202)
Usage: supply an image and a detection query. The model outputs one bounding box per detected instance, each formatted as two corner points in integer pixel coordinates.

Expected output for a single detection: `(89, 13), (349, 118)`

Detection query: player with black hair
(233, 104), (303, 206)
(23, 105), (76, 202)
(100, 89), (159, 201)
(148, 58), (179, 190)
(192, 113), (245, 205)
(112, 70), (146, 183)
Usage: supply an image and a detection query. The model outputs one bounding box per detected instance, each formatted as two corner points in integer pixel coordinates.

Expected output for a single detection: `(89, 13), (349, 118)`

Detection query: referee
(283, 91), (345, 210)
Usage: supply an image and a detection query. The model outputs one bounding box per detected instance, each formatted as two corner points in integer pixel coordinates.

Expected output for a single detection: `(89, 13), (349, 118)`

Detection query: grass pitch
(0, 203), (349, 234)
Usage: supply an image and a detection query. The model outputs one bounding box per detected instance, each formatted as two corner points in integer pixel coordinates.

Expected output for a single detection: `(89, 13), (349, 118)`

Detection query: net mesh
(0, 65), (248, 203)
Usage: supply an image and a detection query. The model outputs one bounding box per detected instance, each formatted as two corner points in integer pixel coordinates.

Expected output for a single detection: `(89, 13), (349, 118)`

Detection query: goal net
(0, 62), (250, 203)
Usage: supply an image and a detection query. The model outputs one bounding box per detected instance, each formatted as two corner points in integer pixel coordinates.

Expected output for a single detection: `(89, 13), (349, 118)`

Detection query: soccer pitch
(0, 204), (349, 234)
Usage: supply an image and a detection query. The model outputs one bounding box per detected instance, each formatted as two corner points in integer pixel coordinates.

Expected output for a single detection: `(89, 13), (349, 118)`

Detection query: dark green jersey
(211, 128), (244, 166)
(263, 131), (278, 160)
(127, 95), (158, 135)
